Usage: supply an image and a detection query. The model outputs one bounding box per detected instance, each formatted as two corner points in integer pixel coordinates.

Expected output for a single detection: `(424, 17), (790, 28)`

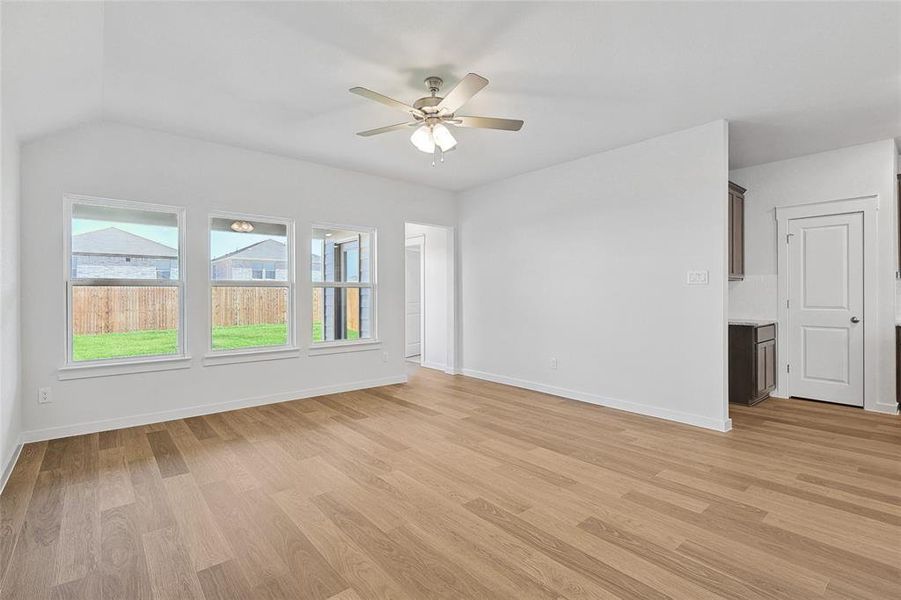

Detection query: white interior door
(405, 246), (421, 358)
(788, 212), (863, 406)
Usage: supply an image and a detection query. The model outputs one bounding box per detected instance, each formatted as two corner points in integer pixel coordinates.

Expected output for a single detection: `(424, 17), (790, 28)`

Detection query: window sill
(203, 347), (300, 366)
(58, 355), (193, 381)
(308, 340), (382, 356)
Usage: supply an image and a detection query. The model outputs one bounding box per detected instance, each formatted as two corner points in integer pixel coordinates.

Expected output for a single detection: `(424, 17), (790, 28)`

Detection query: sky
(73, 219), (285, 259)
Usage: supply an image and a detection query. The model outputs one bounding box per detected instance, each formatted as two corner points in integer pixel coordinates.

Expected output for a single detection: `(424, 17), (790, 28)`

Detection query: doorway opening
(405, 238), (422, 363)
(405, 222), (454, 373)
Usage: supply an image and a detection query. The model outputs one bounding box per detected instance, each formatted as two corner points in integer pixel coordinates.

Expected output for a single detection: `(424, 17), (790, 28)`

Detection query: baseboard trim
(419, 360), (447, 372)
(774, 392), (898, 415)
(461, 368), (732, 432)
(20, 375), (408, 444)
(1, 438), (24, 495)
(868, 402), (900, 415)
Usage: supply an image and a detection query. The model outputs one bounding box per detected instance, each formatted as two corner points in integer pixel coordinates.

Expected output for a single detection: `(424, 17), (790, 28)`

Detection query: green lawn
(74, 323), (288, 361)
(211, 323), (288, 350)
(73, 322), (358, 361)
(311, 321), (358, 342)
(73, 329), (178, 361)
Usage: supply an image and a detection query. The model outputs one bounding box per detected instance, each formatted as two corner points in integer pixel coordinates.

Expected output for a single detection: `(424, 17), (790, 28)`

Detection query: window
(210, 214), (294, 352)
(311, 226), (375, 344)
(250, 262), (277, 280)
(65, 196), (184, 363)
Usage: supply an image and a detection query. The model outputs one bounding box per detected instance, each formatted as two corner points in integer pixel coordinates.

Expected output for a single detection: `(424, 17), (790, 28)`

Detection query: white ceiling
(3, 1), (899, 191)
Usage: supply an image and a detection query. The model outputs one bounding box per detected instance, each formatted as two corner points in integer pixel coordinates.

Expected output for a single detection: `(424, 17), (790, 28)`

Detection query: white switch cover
(38, 387), (52, 404)
(687, 270), (709, 285)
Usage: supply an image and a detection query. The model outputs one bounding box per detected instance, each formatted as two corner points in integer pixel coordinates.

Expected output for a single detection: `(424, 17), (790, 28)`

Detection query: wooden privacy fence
(212, 287), (287, 328)
(72, 286), (289, 335)
(73, 286), (179, 335)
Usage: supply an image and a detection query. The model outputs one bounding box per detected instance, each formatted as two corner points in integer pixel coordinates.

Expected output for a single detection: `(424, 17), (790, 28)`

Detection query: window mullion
(315, 282), (371, 289)
(71, 278), (181, 287)
(211, 280), (288, 288)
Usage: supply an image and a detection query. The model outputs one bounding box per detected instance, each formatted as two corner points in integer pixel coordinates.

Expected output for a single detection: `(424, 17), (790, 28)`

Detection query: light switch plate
(687, 270), (709, 285)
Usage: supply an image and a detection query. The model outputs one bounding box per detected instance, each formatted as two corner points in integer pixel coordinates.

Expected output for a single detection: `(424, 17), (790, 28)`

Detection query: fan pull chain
(432, 145), (444, 167)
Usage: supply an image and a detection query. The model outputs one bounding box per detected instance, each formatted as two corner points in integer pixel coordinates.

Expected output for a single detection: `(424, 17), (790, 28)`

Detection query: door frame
(404, 235), (425, 361)
(405, 222), (458, 374)
(775, 195), (879, 410)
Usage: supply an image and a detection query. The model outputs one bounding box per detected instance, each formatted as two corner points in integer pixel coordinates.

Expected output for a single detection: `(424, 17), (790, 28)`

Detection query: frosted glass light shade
(431, 124), (457, 151)
(410, 125), (435, 153)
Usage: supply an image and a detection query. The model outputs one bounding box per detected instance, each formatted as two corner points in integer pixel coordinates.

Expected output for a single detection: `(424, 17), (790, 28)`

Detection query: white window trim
(58, 355), (193, 380)
(311, 222), (378, 348)
(203, 346), (301, 366)
(61, 194), (188, 378)
(205, 211), (297, 362)
(307, 339), (382, 356)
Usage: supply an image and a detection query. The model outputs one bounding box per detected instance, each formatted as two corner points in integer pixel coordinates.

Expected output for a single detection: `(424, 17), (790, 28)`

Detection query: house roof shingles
(72, 227), (177, 258)
(212, 239), (285, 262)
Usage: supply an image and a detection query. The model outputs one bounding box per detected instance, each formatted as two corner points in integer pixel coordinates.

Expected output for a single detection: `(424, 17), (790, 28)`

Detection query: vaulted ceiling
(3, 1), (899, 191)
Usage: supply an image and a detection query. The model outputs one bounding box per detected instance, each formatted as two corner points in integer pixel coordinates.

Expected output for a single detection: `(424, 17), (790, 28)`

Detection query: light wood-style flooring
(2, 368), (899, 599)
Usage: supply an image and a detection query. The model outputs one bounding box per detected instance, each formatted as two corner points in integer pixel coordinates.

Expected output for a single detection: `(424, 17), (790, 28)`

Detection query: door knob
(850, 316), (860, 323)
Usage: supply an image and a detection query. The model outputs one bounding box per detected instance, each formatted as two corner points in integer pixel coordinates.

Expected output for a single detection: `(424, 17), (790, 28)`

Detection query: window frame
(310, 222), (378, 349)
(62, 194), (188, 369)
(206, 210), (297, 360)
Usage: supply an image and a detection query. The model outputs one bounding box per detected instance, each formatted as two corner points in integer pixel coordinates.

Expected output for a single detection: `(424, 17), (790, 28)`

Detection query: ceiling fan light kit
(230, 220), (254, 233)
(350, 73), (523, 166)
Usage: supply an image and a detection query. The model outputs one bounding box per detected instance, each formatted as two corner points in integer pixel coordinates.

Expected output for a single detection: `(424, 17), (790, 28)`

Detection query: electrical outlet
(686, 270), (709, 285)
(381, 351), (389, 363)
(550, 357), (558, 370)
(38, 387), (52, 404)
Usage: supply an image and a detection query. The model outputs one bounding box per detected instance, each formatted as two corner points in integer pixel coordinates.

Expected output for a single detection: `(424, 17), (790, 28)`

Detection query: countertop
(729, 319), (776, 327)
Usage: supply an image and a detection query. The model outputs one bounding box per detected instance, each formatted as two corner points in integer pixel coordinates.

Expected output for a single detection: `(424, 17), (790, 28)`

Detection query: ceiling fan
(349, 73), (523, 164)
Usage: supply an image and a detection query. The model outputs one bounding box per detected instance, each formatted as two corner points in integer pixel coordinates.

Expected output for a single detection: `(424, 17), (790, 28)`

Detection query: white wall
(19, 122), (456, 439)
(729, 140), (898, 412)
(1, 96), (23, 484)
(459, 121), (731, 431)
(405, 223), (450, 371)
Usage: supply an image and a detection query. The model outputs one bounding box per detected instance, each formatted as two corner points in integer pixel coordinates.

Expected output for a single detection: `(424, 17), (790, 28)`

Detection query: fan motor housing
(413, 96), (443, 112)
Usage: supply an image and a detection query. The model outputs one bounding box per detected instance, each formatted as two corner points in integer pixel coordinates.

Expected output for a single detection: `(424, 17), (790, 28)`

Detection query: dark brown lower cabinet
(729, 322), (776, 405)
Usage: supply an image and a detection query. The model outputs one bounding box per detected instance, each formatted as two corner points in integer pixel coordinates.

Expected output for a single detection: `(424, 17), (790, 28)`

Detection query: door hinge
(786, 364), (791, 373)
(786, 233), (794, 244)
(786, 299), (790, 308)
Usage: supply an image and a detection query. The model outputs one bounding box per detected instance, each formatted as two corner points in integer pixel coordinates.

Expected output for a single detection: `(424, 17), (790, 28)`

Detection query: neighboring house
(72, 227), (178, 279)
(211, 239), (288, 280)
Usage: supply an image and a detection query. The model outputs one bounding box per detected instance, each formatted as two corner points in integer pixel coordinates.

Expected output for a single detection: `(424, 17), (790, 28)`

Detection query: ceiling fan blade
(452, 116), (524, 131)
(356, 122), (417, 137)
(437, 73), (489, 114)
(349, 87), (424, 117)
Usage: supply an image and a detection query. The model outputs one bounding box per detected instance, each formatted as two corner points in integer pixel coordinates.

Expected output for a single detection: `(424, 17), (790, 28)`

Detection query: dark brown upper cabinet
(728, 181), (746, 281)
